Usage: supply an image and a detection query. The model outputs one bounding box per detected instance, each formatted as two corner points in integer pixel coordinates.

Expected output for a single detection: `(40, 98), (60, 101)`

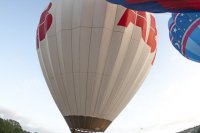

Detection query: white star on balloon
(173, 28), (177, 32)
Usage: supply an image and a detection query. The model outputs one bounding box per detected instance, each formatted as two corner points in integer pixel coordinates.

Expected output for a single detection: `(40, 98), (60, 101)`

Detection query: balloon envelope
(36, 0), (157, 132)
(107, 0), (200, 13)
(169, 13), (200, 63)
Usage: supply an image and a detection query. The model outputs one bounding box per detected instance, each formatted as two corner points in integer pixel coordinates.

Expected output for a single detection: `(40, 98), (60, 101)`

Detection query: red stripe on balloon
(125, 0), (200, 10)
(36, 3), (53, 49)
(118, 9), (157, 53)
(136, 12), (147, 41)
(182, 19), (200, 56)
(158, 0), (200, 10)
(147, 15), (157, 53)
(151, 52), (156, 65)
(118, 9), (147, 40)
(118, 9), (136, 27)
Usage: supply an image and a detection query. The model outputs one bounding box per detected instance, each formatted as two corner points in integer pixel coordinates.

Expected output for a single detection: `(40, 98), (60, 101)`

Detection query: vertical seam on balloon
(93, 5), (119, 120)
(39, 47), (62, 114)
(85, 0), (96, 125)
(58, 0), (73, 116)
(70, 0), (79, 129)
(105, 27), (135, 118)
(46, 37), (66, 115)
(78, 5), (81, 129)
(104, 10), (139, 117)
(98, 5), (118, 118)
(119, 49), (150, 117)
(44, 27), (65, 115)
(111, 49), (150, 119)
(39, 37), (66, 118)
(100, 9), (135, 118)
(109, 32), (134, 118)
(104, 11), (134, 115)
(108, 21), (146, 116)
(53, 1), (71, 117)
(88, 1), (97, 128)
(79, 0), (84, 128)
(103, 33), (134, 118)
(109, 38), (146, 118)
(115, 52), (151, 119)
(59, 2), (73, 115)
(63, 1), (75, 116)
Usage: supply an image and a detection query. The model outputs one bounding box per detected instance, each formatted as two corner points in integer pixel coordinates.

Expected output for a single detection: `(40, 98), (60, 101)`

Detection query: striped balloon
(169, 13), (200, 63)
(36, 0), (157, 132)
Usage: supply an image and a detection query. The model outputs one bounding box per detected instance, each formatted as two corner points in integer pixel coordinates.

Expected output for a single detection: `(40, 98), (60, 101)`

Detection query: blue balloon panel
(169, 13), (200, 63)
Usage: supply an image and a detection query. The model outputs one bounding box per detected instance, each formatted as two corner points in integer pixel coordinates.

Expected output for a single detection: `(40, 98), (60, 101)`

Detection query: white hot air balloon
(36, 0), (157, 132)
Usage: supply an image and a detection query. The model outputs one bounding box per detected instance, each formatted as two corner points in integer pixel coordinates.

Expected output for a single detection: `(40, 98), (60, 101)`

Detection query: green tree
(197, 127), (200, 133)
(0, 117), (36, 133)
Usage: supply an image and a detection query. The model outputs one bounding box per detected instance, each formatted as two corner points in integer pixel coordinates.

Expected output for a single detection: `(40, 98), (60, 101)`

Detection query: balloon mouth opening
(64, 116), (111, 133)
(71, 128), (102, 133)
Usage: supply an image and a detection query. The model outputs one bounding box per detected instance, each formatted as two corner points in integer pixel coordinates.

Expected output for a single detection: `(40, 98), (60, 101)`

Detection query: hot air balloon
(107, 0), (200, 13)
(169, 13), (200, 63)
(36, 0), (157, 132)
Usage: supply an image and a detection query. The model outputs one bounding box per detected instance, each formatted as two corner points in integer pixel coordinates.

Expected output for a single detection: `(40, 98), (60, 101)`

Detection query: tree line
(0, 117), (37, 133)
(178, 125), (200, 133)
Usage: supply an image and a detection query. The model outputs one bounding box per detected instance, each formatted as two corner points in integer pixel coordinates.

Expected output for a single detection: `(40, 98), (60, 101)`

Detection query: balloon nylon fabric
(36, 0), (157, 132)
(107, 0), (200, 13)
(169, 13), (200, 63)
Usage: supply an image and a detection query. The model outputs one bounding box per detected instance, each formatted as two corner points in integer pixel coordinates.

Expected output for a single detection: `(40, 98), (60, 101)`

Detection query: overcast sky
(1, 1), (200, 133)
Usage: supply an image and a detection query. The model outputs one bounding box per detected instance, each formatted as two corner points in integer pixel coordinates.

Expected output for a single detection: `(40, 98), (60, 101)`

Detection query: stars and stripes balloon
(107, 0), (200, 13)
(36, 0), (157, 132)
(169, 13), (200, 63)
